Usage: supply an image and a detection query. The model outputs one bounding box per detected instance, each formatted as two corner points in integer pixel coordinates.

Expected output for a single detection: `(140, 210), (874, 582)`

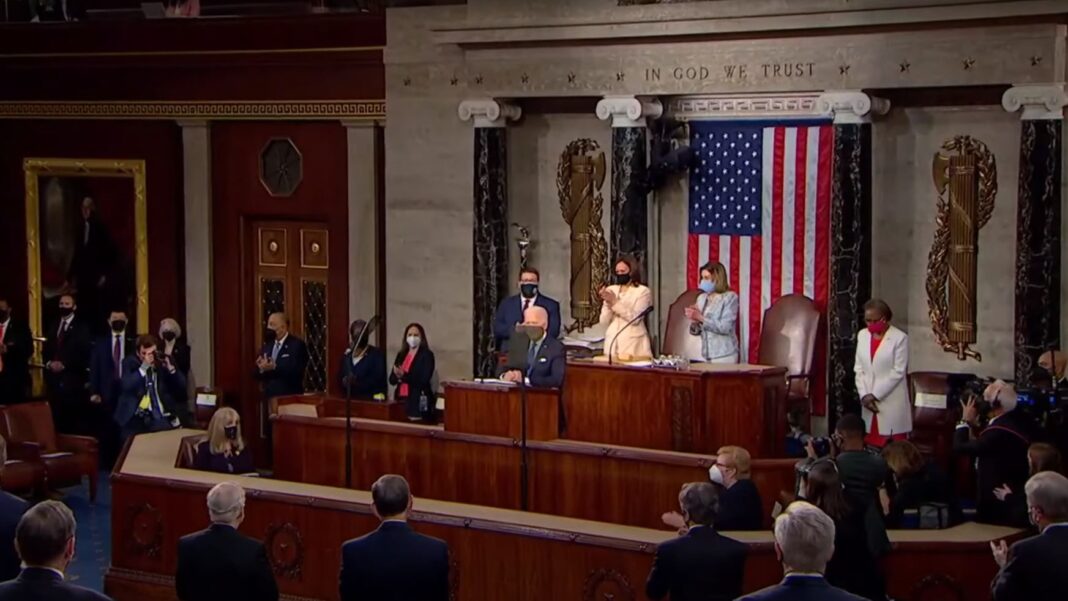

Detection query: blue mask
(698, 280), (715, 294)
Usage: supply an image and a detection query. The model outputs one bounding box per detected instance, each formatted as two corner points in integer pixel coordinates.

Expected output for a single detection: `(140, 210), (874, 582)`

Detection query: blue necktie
(527, 342), (538, 376)
(272, 341), (282, 362)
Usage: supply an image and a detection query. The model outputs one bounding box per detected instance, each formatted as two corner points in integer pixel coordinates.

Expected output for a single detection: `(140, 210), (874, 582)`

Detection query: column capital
(596, 95), (663, 128)
(816, 91), (890, 124)
(1002, 84), (1067, 120)
(458, 98), (521, 128)
(341, 119), (384, 129)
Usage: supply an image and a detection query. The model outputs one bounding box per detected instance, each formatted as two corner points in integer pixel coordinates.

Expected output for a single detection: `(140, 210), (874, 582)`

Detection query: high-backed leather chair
(756, 294), (820, 415)
(193, 386), (223, 429)
(661, 289), (703, 360)
(0, 402), (99, 501)
(908, 372), (964, 465)
(177, 434), (208, 469)
(1, 459), (45, 497)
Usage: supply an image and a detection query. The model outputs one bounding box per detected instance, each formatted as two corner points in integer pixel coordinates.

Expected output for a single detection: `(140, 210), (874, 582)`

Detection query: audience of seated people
(646, 482), (747, 601)
(193, 408), (254, 475)
(881, 439), (961, 528)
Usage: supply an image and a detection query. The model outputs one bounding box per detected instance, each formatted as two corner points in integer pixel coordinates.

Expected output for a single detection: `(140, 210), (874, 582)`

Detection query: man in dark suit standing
(88, 309), (134, 466)
(737, 501), (866, 601)
(990, 471), (1068, 601)
(340, 474), (449, 601)
(176, 482), (278, 601)
(113, 335), (184, 442)
(254, 312), (307, 456)
(646, 482), (747, 601)
(0, 297), (33, 405)
(493, 267), (561, 354)
(0, 500), (111, 600)
(499, 306), (566, 389)
(0, 435), (29, 582)
(43, 294), (92, 434)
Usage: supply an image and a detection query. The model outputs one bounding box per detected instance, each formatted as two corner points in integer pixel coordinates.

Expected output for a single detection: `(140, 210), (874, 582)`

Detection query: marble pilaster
(459, 99), (521, 377)
(179, 120), (213, 387)
(343, 120), (382, 340)
(1003, 84), (1066, 385)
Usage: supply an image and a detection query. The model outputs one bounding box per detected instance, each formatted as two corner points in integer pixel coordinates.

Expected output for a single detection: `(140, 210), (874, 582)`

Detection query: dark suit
(0, 317), (33, 404)
(0, 492), (28, 582)
(390, 347), (436, 420)
(991, 523), (1068, 601)
(192, 441), (255, 475)
(113, 356), (185, 439)
(89, 333), (135, 407)
(254, 335), (308, 400)
(738, 574), (868, 601)
(493, 294), (561, 352)
(337, 346), (387, 398)
(42, 315), (92, 434)
(339, 520), (449, 601)
(0, 566), (111, 601)
(645, 525), (747, 601)
(954, 410), (1038, 525)
(176, 523), (278, 601)
(717, 479), (764, 531)
(499, 333), (565, 389)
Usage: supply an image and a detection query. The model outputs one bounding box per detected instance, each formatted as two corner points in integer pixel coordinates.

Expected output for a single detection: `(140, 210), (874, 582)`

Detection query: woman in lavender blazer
(685, 261), (740, 364)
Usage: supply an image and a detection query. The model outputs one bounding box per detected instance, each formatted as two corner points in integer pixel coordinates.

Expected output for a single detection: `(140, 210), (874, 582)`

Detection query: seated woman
(882, 440), (960, 528)
(390, 323), (436, 422)
(684, 261), (739, 363)
(193, 407), (254, 475)
(599, 256), (653, 361)
(337, 319), (387, 399)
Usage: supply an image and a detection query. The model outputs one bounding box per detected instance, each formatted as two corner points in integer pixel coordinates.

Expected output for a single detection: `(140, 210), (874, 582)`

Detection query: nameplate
(195, 393), (218, 407)
(915, 392), (947, 410)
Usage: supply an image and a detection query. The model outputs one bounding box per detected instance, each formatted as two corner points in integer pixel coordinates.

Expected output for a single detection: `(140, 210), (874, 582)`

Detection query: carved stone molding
(0, 100), (385, 121)
(458, 98), (522, 128)
(125, 503), (163, 559)
(668, 93), (820, 120)
(265, 522), (305, 580)
(595, 95), (663, 128)
(816, 91), (890, 124)
(1002, 84), (1067, 120)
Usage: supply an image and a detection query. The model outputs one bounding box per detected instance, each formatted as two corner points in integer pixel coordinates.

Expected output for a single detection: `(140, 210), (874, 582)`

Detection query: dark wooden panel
(564, 363), (682, 451)
(444, 382), (560, 441)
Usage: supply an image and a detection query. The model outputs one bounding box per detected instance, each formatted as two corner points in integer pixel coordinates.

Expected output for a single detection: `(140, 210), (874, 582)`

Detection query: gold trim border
(24, 158), (150, 389)
(0, 100), (386, 121)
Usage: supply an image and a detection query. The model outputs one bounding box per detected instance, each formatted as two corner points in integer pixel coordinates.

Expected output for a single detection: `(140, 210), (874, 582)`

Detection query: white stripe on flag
(698, 234), (710, 272)
(738, 236), (752, 363)
(781, 127), (797, 295)
(804, 126), (820, 299)
(719, 235), (731, 271)
(761, 128), (774, 317)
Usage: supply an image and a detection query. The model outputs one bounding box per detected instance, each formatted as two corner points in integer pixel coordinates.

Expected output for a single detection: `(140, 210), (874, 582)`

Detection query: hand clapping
(599, 287), (617, 306)
(684, 305), (704, 323)
(501, 370), (523, 383)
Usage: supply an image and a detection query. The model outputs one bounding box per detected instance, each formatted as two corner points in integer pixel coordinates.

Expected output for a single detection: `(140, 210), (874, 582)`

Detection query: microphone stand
(608, 305), (654, 366)
(518, 374), (530, 511)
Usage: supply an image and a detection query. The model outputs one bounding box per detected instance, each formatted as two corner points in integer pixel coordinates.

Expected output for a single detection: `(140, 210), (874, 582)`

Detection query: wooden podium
(443, 381), (560, 441)
(272, 394), (408, 422)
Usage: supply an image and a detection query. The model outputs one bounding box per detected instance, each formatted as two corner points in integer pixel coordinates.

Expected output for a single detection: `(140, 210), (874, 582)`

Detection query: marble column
(596, 96), (663, 269)
(343, 120), (383, 342)
(1003, 84), (1066, 385)
(179, 120), (213, 387)
(459, 99), (521, 377)
(816, 92), (890, 422)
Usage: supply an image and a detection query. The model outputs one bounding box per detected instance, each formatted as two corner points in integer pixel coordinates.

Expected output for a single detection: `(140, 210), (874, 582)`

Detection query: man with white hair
(955, 379), (1041, 525)
(991, 471), (1068, 600)
(499, 305), (566, 388)
(175, 482), (278, 601)
(737, 501), (866, 601)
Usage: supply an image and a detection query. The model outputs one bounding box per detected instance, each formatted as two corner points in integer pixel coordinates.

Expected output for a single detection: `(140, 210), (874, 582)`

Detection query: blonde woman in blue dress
(684, 261), (740, 363)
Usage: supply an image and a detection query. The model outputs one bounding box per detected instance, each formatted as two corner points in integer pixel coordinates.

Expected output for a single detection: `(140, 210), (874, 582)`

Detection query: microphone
(608, 305), (654, 365)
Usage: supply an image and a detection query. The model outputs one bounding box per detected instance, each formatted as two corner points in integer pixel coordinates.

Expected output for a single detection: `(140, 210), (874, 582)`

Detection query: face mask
(0, 310), (8, 322)
(224, 426), (239, 440)
(520, 283), (538, 299)
(524, 326), (546, 342)
(698, 280), (715, 294)
(161, 331), (177, 342)
(407, 335), (421, 349)
(353, 332), (369, 349)
(58, 307), (73, 318)
(111, 320), (126, 333)
(708, 465), (725, 485)
(867, 320), (888, 335)
(797, 482), (808, 500)
(266, 327), (277, 340)
(614, 273), (631, 286)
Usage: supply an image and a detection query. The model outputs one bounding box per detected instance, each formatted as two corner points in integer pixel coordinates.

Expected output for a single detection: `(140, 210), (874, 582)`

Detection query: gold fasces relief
(557, 139), (609, 333)
(926, 137), (997, 361)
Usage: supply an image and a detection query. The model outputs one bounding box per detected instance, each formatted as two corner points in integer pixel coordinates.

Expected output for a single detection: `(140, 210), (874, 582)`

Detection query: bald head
(207, 482), (246, 526)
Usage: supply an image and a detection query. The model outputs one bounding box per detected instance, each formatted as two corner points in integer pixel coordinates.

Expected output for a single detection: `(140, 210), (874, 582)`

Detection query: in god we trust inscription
(645, 62), (818, 82)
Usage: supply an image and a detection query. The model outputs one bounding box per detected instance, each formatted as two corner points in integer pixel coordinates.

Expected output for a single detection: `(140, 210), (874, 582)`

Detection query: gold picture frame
(23, 158), (149, 374)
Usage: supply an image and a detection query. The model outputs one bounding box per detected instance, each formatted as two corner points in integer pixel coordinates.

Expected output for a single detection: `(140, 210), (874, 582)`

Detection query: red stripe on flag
(815, 125), (832, 308)
(709, 234), (721, 267)
(749, 236), (763, 364)
(729, 236), (741, 306)
(793, 126), (809, 295)
(687, 234), (700, 288)
(771, 127), (785, 301)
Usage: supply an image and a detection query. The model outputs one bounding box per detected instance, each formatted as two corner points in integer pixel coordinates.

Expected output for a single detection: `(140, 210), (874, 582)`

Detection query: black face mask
(58, 307), (74, 318)
(352, 332), (369, 349)
(614, 273), (632, 286)
(111, 320), (127, 333)
(161, 331), (177, 342)
(520, 283), (538, 299)
(266, 328), (277, 341)
(224, 425), (239, 440)
(0, 310), (8, 322)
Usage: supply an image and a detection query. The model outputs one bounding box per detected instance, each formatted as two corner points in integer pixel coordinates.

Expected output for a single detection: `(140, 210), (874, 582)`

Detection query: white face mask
(709, 465), (725, 485)
(797, 482), (808, 500)
(406, 335), (421, 349)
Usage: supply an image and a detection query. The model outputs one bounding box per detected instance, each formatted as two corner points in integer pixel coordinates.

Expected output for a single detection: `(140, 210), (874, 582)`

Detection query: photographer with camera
(114, 334), (184, 441)
(954, 379), (1041, 525)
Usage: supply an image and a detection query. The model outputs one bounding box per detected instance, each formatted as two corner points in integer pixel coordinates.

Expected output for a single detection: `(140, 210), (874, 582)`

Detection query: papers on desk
(562, 335), (604, 350)
(474, 378), (518, 386)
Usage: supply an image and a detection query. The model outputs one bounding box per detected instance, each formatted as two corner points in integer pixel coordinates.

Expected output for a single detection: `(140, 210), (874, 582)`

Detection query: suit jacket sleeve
(871, 333), (908, 401)
(493, 298), (515, 343)
(275, 340), (308, 384)
(254, 543), (280, 601)
(339, 545), (356, 601)
(702, 292), (739, 335)
(547, 299), (561, 340)
(991, 542), (1029, 601)
(6, 320), (32, 366)
(529, 344), (565, 389)
(89, 340), (105, 395)
(954, 425), (999, 456)
(609, 286), (653, 322)
(409, 350), (436, 394)
(175, 540), (192, 600)
(644, 544), (671, 600)
(854, 331), (871, 398)
(436, 543), (450, 601)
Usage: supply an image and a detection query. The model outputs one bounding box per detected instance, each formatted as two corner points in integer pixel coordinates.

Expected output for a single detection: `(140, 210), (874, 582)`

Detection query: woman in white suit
(853, 298), (911, 447)
(599, 256), (653, 360)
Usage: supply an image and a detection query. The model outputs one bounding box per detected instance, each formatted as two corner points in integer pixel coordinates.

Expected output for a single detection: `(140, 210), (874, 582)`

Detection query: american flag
(686, 121), (832, 413)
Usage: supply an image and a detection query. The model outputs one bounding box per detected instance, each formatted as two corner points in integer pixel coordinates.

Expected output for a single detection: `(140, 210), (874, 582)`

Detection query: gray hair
(16, 501), (76, 566)
(159, 317), (183, 339)
(678, 482), (719, 526)
(985, 379), (1018, 413)
(371, 474), (411, 518)
(207, 482), (246, 524)
(1025, 471), (1068, 523)
(773, 501), (836, 573)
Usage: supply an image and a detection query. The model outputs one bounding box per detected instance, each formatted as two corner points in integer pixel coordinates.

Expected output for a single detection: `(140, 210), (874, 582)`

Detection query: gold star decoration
(474, 74), (484, 85)
(839, 64), (850, 75)
(899, 61), (910, 73)
(449, 74), (459, 86)
(567, 72), (577, 84)
(616, 71), (625, 82)
(962, 58), (975, 70)
(1031, 55), (1043, 67)
(521, 73), (529, 84)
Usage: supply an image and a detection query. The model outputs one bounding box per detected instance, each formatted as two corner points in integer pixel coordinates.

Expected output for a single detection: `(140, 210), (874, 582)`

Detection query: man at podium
(500, 306), (565, 388)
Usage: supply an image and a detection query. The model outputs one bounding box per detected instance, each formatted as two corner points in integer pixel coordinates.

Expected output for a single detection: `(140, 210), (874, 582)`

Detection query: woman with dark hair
(854, 298), (911, 447)
(882, 440), (960, 528)
(994, 442), (1064, 528)
(800, 460), (885, 601)
(599, 256), (653, 361)
(390, 323), (436, 422)
(685, 261), (739, 363)
(337, 319), (387, 399)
